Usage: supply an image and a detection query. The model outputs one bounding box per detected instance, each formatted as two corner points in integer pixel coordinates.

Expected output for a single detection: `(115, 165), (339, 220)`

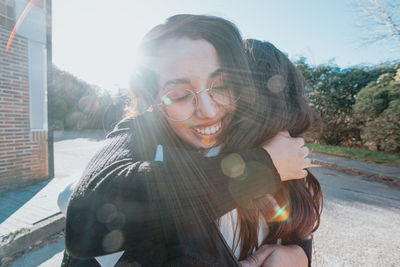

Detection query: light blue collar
(154, 144), (221, 161)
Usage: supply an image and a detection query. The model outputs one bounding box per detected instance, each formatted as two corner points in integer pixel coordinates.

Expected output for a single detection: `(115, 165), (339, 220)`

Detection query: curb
(311, 159), (400, 184)
(0, 213), (65, 260)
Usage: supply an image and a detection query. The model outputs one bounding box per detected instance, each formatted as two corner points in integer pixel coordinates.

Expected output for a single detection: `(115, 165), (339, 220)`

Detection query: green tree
(354, 69), (400, 152)
(296, 59), (394, 146)
(48, 65), (126, 130)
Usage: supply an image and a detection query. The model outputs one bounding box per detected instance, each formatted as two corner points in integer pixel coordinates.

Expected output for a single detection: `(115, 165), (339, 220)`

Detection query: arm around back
(65, 116), (282, 259)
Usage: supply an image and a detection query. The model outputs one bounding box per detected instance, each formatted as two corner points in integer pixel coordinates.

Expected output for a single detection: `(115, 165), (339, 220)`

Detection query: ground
(6, 133), (400, 267)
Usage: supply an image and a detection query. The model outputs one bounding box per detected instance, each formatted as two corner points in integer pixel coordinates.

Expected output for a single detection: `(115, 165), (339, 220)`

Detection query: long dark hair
(220, 39), (323, 260)
(125, 15), (270, 246)
(127, 14), (256, 124)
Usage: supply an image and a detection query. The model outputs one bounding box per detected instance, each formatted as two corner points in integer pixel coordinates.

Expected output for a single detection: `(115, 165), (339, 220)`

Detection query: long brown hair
(220, 39), (323, 260)
(127, 14), (256, 122)
(125, 14), (271, 245)
(127, 15), (322, 259)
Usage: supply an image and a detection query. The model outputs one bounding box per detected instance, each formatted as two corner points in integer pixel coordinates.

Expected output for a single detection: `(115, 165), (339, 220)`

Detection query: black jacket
(64, 114), (312, 266)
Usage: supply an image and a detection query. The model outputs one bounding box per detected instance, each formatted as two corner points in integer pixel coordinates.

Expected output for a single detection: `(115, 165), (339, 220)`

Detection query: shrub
(354, 71), (400, 152)
(361, 113), (400, 153)
(295, 59), (394, 146)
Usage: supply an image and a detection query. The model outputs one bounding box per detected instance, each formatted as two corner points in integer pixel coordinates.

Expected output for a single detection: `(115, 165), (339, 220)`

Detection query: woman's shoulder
(106, 115), (149, 138)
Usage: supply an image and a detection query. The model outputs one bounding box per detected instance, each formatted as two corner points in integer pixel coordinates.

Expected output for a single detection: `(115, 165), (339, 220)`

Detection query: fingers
(303, 158), (311, 169)
(297, 169), (308, 179)
(262, 132), (311, 182)
(276, 132), (305, 147)
(279, 131), (290, 137)
(298, 141), (310, 172)
(296, 146), (310, 178)
(299, 146), (309, 157)
(295, 137), (305, 147)
(278, 131), (290, 137)
(284, 169), (308, 181)
(240, 245), (276, 267)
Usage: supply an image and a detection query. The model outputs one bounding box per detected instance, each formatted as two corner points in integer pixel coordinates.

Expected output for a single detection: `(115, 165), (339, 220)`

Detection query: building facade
(0, 0), (49, 188)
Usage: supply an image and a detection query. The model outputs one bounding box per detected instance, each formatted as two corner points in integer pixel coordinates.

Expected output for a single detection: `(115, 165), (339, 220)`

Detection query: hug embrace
(62, 14), (323, 267)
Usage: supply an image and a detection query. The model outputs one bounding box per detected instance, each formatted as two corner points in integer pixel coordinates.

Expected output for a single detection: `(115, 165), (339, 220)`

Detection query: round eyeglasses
(155, 83), (240, 122)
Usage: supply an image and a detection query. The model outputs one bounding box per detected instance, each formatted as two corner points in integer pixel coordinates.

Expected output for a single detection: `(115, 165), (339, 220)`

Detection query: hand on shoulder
(262, 131), (311, 181)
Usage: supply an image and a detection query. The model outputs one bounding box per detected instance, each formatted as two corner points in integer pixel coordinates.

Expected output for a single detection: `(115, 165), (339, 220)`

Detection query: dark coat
(63, 113), (310, 266)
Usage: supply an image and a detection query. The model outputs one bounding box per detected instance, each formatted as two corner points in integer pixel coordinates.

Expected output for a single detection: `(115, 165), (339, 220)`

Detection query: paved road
(8, 135), (400, 266)
(53, 130), (108, 180)
(311, 166), (400, 266)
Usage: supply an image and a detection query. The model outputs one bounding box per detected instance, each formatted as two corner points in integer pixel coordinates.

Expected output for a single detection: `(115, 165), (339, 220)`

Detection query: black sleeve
(65, 118), (282, 259)
(298, 236), (313, 267)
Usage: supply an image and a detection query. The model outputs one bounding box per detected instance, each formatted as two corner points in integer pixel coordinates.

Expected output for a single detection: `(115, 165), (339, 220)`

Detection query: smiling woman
(153, 38), (237, 149)
(128, 15), (257, 150)
(63, 14), (313, 267)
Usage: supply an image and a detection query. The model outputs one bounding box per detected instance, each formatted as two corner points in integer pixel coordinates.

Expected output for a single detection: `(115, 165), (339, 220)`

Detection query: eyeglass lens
(159, 83), (238, 121)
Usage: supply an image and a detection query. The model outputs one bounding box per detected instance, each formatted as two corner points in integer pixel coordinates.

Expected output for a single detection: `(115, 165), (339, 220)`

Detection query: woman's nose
(195, 91), (218, 119)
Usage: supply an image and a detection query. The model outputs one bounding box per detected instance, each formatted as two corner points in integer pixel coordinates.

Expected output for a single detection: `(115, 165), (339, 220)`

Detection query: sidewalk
(1, 138), (400, 263)
(309, 152), (400, 181)
(0, 131), (107, 263)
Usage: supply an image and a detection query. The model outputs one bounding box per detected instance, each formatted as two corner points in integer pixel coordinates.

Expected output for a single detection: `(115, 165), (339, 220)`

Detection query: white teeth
(211, 126), (216, 134)
(193, 121), (222, 135)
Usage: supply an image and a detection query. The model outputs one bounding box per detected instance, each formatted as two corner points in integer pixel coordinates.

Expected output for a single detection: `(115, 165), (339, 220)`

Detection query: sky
(52, 0), (400, 94)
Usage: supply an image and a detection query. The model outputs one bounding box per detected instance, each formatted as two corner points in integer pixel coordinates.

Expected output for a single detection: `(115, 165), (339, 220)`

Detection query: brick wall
(0, 24), (48, 188)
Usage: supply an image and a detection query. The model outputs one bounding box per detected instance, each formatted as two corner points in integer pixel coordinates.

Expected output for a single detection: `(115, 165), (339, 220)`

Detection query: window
(0, 0), (15, 29)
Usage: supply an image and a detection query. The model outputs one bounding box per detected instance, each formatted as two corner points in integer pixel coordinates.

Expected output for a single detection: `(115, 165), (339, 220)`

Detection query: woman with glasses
(64, 14), (314, 266)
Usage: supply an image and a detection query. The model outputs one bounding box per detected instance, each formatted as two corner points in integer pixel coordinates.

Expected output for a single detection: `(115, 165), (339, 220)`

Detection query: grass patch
(1, 227), (29, 241)
(306, 143), (400, 168)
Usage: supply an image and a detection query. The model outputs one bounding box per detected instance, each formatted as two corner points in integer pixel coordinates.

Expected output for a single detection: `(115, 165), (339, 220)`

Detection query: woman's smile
(192, 120), (222, 136)
(156, 38), (236, 149)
